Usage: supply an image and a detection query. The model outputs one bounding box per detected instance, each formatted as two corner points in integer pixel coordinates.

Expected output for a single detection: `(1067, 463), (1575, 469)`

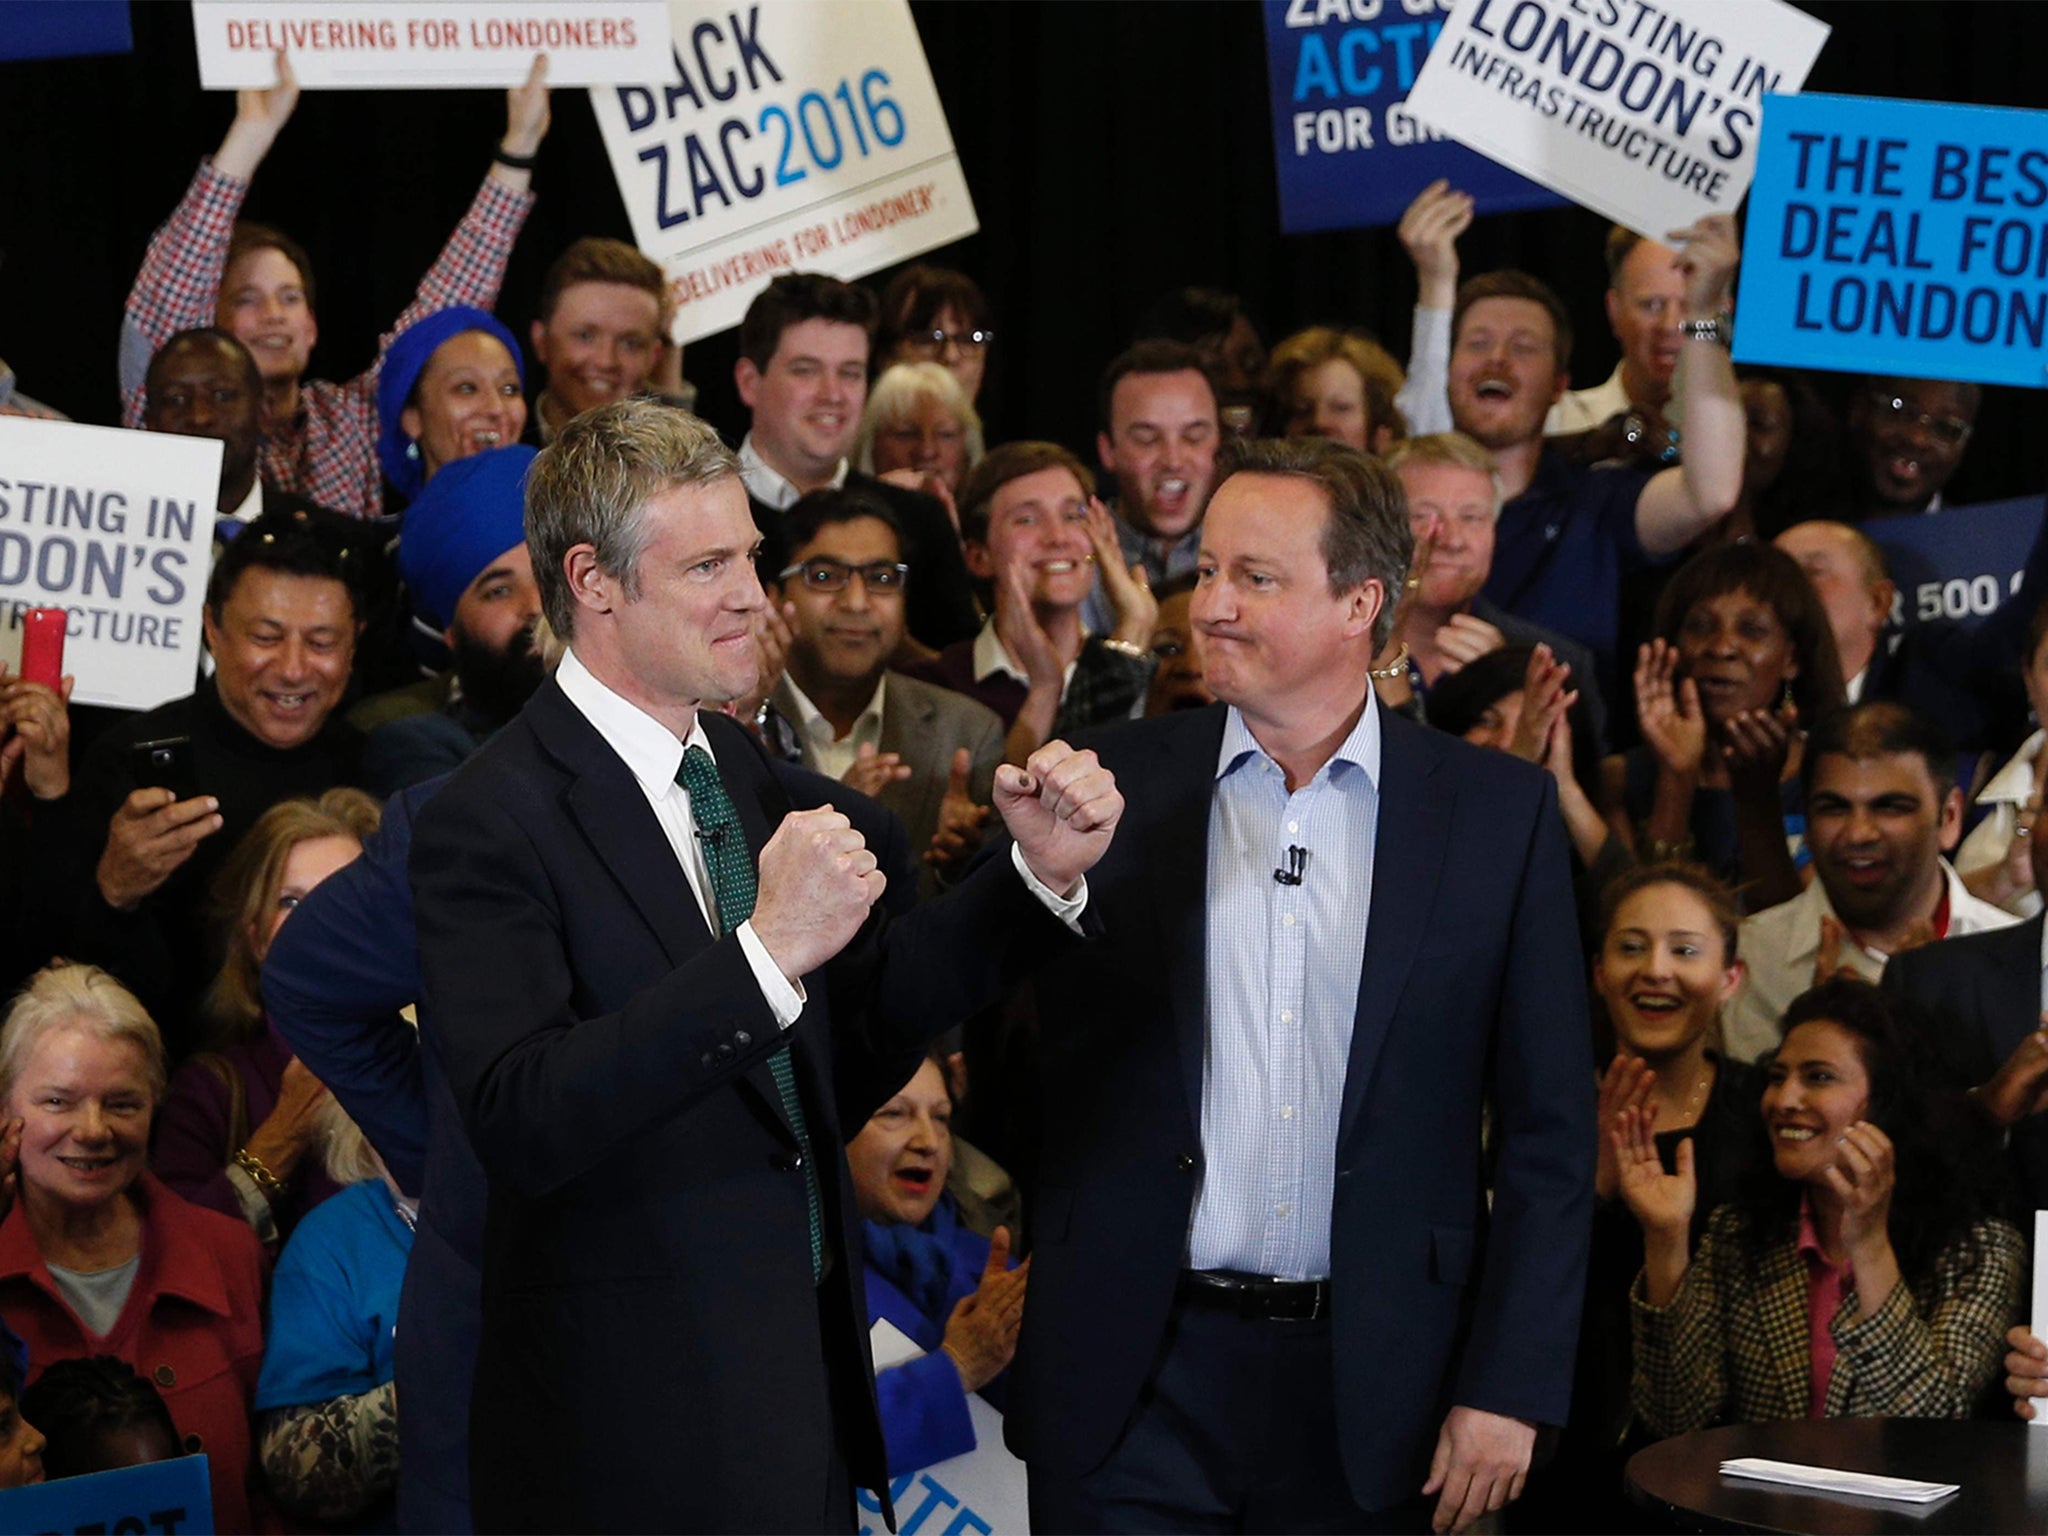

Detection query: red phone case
(20, 608), (64, 689)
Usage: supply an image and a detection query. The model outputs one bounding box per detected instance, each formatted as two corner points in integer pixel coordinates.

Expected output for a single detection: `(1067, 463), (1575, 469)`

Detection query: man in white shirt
(412, 398), (1121, 1533)
(1726, 700), (2020, 1061)
(734, 271), (979, 650)
(1544, 226), (1688, 437)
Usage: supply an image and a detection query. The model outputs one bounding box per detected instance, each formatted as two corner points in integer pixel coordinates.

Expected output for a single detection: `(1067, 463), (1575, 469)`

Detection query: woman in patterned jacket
(1618, 976), (2024, 1432)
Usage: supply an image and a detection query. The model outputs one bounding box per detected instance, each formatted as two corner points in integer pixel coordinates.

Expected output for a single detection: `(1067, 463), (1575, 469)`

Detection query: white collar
(1215, 693), (1382, 792)
(1780, 856), (2003, 962)
(783, 672), (886, 744)
(1980, 731), (2046, 805)
(970, 615), (1084, 689)
(738, 433), (849, 512)
(555, 646), (713, 798)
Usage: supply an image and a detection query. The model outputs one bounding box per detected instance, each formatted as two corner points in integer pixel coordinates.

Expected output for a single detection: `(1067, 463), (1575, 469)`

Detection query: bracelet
(233, 1147), (286, 1203)
(1098, 637), (1149, 661)
(1367, 642), (1411, 681)
(493, 146), (539, 170)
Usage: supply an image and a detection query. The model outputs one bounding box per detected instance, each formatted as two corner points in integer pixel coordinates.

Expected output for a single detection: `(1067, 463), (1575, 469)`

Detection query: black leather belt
(1176, 1270), (1330, 1321)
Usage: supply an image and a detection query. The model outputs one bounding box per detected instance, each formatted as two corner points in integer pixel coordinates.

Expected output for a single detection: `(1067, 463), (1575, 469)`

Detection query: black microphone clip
(1273, 845), (1307, 886)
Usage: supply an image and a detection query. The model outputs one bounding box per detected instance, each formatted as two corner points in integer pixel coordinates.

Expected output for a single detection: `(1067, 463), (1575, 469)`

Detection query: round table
(1624, 1419), (2048, 1533)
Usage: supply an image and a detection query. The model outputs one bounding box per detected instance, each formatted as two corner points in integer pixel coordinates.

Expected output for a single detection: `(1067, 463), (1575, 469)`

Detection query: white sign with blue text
(1401, 0), (1829, 241)
(858, 1319), (1029, 1536)
(590, 0), (978, 344)
(0, 418), (219, 712)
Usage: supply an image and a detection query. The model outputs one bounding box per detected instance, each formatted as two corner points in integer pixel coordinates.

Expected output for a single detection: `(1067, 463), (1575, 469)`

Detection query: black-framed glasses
(902, 327), (994, 356)
(778, 558), (910, 594)
(1865, 393), (1972, 449)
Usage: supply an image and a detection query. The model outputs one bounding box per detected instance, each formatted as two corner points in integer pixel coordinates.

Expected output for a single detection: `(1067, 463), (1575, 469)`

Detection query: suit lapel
(1338, 713), (1451, 1149)
(1979, 915), (2044, 1059)
(528, 683), (713, 969)
(1154, 710), (1227, 1133)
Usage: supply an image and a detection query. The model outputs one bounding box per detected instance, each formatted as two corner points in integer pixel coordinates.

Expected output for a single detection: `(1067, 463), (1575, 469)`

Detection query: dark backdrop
(3, 0), (2045, 501)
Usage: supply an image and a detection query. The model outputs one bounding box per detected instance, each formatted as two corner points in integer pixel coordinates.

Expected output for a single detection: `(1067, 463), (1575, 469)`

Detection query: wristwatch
(1680, 316), (1729, 347)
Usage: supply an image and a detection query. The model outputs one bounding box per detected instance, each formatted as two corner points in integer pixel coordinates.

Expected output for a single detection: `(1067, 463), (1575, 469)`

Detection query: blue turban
(376, 305), (526, 506)
(398, 444), (536, 631)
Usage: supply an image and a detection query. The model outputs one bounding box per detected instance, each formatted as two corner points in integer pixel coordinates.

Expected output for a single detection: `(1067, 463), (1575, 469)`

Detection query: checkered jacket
(1631, 1203), (2025, 1435)
(119, 158), (534, 518)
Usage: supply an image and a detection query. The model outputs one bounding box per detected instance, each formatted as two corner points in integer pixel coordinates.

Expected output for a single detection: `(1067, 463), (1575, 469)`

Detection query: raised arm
(1634, 215), (1743, 555)
(1393, 180), (1472, 439)
(118, 53), (299, 423)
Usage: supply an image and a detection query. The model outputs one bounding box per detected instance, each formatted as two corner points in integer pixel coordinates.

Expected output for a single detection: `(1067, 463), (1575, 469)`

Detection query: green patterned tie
(677, 744), (823, 1282)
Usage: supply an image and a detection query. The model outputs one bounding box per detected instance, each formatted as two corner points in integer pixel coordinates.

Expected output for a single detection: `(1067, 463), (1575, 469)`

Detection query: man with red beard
(1082, 342), (1219, 635)
(1844, 375), (1981, 519)
(1445, 216), (1745, 702)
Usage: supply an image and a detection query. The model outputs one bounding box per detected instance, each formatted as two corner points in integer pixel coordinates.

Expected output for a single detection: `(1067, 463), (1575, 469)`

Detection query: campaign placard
(1401, 0), (1829, 241)
(1263, 0), (1564, 232)
(0, 1453), (212, 1532)
(858, 1319), (1029, 1536)
(589, 0), (978, 345)
(192, 1), (674, 90)
(1734, 92), (2048, 390)
(0, 0), (131, 63)
(1866, 493), (2044, 634)
(0, 419), (219, 712)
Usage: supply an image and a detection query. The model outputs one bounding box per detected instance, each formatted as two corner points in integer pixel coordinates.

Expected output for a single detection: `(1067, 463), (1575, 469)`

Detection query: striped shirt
(1187, 700), (1380, 1280)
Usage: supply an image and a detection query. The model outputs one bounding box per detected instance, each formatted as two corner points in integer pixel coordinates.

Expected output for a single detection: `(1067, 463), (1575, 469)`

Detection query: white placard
(1402, 0), (1830, 241)
(861, 1319), (1030, 1535)
(0, 420), (219, 712)
(192, 2), (675, 90)
(589, 0), (978, 344)
(2033, 1211), (2048, 1425)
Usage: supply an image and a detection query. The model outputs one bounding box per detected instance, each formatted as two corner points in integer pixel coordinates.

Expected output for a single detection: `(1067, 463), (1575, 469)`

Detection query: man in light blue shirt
(1006, 436), (1595, 1535)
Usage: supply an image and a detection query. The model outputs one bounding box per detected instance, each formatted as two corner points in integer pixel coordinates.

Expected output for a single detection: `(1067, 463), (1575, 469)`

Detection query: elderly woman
(1267, 325), (1406, 455)
(1605, 541), (1847, 903)
(854, 361), (985, 521)
(374, 305), (528, 510)
(257, 1097), (413, 1528)
(154, 788), (380, 1248)
(1621, 977), (2024, 1433)
(851, 1055), (1025, 1475)
(0, 964), (266, 1531)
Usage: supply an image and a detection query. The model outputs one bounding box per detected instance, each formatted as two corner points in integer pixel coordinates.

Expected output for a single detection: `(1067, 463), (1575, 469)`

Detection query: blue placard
(0, 1453), (212, 1534)
(1263, 0), (1564, 233)
(0, 2), (132, 63)
(1735, 91), (2048, 390)
(1865, 493), (2044, 632)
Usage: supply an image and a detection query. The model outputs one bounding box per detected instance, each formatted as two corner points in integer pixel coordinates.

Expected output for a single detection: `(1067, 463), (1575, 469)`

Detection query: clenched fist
(749, 807), (886, 980)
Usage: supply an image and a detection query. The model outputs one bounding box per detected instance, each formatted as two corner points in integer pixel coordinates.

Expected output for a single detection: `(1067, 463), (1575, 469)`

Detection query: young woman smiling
(1621, 977), (2023, 1433)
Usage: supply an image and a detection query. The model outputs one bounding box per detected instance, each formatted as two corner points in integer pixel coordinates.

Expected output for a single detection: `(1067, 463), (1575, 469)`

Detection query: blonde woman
(854, 361), (985, 526)
(153, 789), (379, 1248)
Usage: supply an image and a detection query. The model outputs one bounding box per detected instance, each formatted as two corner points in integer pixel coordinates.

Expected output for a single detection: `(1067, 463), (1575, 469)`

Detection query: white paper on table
(2032, 1211), (2048, 1424)
(1719, 1458), (1957, 1503)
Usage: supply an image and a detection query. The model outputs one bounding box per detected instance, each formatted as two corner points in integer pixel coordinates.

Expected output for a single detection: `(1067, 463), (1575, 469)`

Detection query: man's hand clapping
(995, 740), (1123, 899)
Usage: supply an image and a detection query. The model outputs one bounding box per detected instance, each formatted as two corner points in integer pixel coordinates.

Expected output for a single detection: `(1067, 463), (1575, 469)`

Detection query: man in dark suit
(1003, 437), (1594, 1533)
(734, 272), (980, 651)
(1883, 809), (2048, 1209)
(264, 762), (919, 1534)
(409, 399), (1121, 1532)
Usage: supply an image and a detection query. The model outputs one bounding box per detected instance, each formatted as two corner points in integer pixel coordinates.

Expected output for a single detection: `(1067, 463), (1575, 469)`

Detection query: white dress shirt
(1955, 729), (2046, 920)
(1187, 702), (1381, 1280)
(556, 647), (806, 1026)
(1724, 859), (2022, 1062)
(972, 617), (1079, 695)
(783, 674), (887, 782)
(739, 433), (848, 512)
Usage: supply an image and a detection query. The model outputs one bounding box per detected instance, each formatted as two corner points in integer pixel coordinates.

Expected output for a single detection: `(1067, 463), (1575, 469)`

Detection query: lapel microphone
(1274, 845), (1308, 886)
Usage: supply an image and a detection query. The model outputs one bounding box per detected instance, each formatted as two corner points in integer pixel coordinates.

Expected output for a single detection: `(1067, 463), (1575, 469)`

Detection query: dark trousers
(1026, 1300), (1433, 1535)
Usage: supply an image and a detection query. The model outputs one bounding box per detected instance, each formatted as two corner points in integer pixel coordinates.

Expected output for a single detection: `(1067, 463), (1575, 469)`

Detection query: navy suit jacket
(1001, 702), (1595, 1512)
(405, 680), (1071, 1532)
(261, 744), (919, 1533)
(1881, 915), (2048, 1209)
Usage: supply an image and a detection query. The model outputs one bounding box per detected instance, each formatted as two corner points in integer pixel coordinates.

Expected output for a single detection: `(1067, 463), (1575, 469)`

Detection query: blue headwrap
(376, 305), (526, 506)
(398, 445), (537, 631)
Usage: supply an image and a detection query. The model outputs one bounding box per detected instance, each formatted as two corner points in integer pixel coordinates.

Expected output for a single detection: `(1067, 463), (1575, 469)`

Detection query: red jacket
(0, 1173), (268, 1532)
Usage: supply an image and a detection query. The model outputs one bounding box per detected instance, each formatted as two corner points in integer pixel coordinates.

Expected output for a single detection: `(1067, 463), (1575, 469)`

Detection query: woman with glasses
(876, 264), (994, 404)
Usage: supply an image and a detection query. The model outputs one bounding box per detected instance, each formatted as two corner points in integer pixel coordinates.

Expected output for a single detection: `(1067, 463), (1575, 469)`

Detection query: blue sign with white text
(0, 1453), (212, 1534)
(1866, 493), (2044, 632)
(1735, 91), (2048, 389)
(1263, 0), (1564, 233)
